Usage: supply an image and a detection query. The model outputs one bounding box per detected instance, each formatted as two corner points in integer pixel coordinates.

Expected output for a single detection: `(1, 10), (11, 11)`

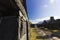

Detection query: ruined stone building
(16, 0), (30, 40)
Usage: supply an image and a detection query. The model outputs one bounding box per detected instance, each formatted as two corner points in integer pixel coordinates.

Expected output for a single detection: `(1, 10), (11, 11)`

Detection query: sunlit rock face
(52, 37), (60, 40)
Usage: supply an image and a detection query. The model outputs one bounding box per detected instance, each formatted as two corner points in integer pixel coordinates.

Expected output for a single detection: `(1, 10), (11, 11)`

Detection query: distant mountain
(37, 20), (50, 24)
(31, 16), (60, 24)
(37, 21), (43, 24)
(34, 17), (60, 30)
(37, 16), (55, 24)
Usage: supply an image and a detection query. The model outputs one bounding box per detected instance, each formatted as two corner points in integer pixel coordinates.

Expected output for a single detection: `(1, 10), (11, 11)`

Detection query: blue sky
(26, 0), (60, 23)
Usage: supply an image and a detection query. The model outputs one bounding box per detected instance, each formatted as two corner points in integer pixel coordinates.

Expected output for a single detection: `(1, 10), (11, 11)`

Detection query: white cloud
(30, 16), (60, 24)
(49, 0), (59, 4)
(29, 20), (38, 24)
(49, 0), (55, 4)
(43, 4), (48, 8)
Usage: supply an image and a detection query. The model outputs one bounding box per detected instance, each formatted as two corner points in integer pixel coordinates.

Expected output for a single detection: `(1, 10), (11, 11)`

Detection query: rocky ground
(30, 27), (60, 40)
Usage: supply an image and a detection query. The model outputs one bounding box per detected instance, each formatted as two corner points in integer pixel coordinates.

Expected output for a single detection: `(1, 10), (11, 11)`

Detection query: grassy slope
(30, 27), (60, 40)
